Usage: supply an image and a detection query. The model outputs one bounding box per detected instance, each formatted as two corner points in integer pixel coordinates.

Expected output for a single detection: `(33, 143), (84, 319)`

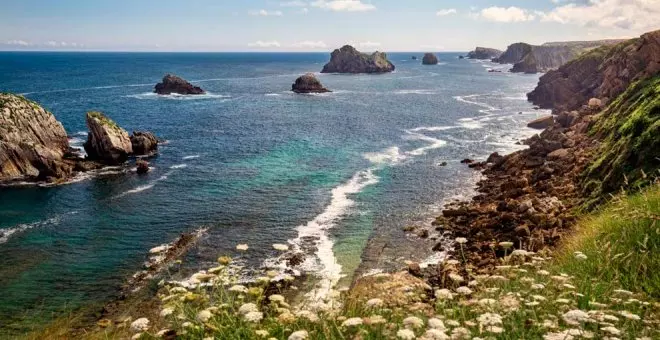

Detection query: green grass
(87, 111), (120, 130)
(86, 185), (659, 340)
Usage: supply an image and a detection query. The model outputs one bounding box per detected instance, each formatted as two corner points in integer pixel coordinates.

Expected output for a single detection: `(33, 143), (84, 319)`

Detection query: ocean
(0, 52), (545, 333)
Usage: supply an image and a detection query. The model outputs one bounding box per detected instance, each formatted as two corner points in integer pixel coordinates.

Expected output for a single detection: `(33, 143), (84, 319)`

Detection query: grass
(85, 185), (660, 340)
(87, 111), (120, 130)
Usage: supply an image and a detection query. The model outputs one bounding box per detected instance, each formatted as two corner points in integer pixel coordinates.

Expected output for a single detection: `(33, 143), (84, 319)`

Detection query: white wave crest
(0, 212), (77, 244)
(170, 164), (188, 169)
(182, 155), (200, 160)
(114, 173), (170, 198)
(394, 89), (436, 95)
(363, 147), (406, 165)
(454, 94), (499, 113)
(127, 92), (231, 101)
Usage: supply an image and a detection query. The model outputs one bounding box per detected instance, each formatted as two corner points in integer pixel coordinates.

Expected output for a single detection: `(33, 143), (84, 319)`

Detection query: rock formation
(291, 73), (331, 93)
(494, 40), (624, 74)
(527, 115), (554, 129)
(130, 131), (159, 155)
(422, 53), (439, 65)
(528, 30), (660, 112)
(0, 93), (73, 181)
(321, 45), (395, 74)
(136, 159), (149, 174)
(466, 47), (502, 60)
(154, 74), (205, 95)
(84, 112), (133, 164)
(411, 56), (418, 60)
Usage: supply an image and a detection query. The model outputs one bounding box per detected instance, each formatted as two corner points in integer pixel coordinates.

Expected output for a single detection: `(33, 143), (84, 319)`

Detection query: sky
(1, 0), (659, 52)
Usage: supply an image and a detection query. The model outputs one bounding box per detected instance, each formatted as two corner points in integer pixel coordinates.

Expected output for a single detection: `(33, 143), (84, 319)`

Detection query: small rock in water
(460, 158), (474, 164)
(136, 159), (149, 174)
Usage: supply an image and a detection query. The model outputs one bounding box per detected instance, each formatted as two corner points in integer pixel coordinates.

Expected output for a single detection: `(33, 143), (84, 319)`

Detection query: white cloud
(312, 0), (375, 12)
(436, 9), (457, 16)
(478, 6), (536, 22)
(349, 41), (381, 49)
(45, 41), (82, 48)
(249, 9), (283, 16)
(420, 44), (445, 50)
(280, 1), (308, 6)
(292, 40), (328, 49)
(6, 40), (31, 46)
(539, 0), (660, 31)
(247, 40), (281, 48)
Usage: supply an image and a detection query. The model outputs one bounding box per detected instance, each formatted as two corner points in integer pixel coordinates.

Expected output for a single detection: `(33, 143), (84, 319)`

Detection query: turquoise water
(0, 52), (544, 333)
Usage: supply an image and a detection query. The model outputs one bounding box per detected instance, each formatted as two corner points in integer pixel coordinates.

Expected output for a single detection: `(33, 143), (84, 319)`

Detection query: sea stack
(84, 111), (133, 164)
(291, 73), (331, 94)
(154, 74), (205, 95)
(422, 53), (439, 65)
(321, 45), (395, 74)
(466, 47), (503, 60)
(130, 131), (159, 156)
(0, 93), (73, 181)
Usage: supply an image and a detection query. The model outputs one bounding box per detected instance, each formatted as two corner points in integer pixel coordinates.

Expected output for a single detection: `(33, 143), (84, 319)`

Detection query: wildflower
(236, 244), (249, 251)
(468, 280), (478, 287)
(531, 283), (546, 290)
(238, 303), (259, 315)
(403, 316), (424, 328)
(478, 298), (497, 306)
(448, 273), (464, 283)
(366, 298), (384, 308)
(269, 294), (285, 304)
(602, 326), (621, 335)
(499, 241), (514, 249)
(532, 295), (547, 301)
(160, 307), (174, 317)
(542, 319), (558, 329)
(397, 329), (416, 339)
(589, 301), (607, 308)
(500, 295), (520, 311)
(603, 315), (619, 322)
(248, 287), (264, 297)
(455, 237), (467, 244)
(342, 317), (364, 327)
(288, 330), (308, 340)
(477, 313), (502, 326)
(485, 326), (504, 333)
(217, 256), (232, 265)
(229, 285), (248, 293)
(445, 259), (460, 266)
(283, 274), (295, 282)
(562, 310), (590, 325)
(543, 329), (584, 340)
(244, 311), (264, 323)
(563, 284), (577, 290)
(428, 318), (446, 330)
(618, 310), (640, 320)
(295, 310), (319, 323)
(574, 252), (587, 261)
(197, 309), (212, 322)
(130, 318), (150, 332)
(495, 265), (512, 271)
(364, 315), (387, 325)
(525, 301), (540, 307)
(520, 277), (535, 284)
(278, 312), (296, 324)
(455, 286), (473, 295)
(555, 298), (571, 304)
(551, 276), (569, 283)
(273, 243), (289, 251)
(422, 329), (449, 339)
(445, 320), (460, 327)
(255, 330), (269, 338)
(485, 287), (500, 293)
(537, 270), (550, 276)
(256, 276), (271, 284)
(435, 289), (454, 300)
(613, 289), (633, 296)
(511, 249), (530, 257)
(450, 327), (471, 339)
(488, 275), (508, 282)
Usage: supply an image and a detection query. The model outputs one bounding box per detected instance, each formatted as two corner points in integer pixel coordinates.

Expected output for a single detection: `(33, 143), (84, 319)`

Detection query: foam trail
(182, 155), (200, 160)
(170, 164), (188, 169)
(0, 212), (77, 244)
(363, 147), (406, 165)
(127, 92), (230, 101)
(20, 83), (153, 95)
(114, 173), (170, 198)
(404, 130), (448, 156)
(453, 94), (499, 112)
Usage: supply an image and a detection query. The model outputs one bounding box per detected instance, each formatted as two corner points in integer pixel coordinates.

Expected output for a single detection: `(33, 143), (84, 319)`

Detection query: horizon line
(0, 49), (467, 54)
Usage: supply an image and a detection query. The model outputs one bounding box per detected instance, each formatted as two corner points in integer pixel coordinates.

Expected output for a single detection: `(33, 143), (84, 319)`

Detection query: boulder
(588, 98), (602, 109)
(84, 112), (133, 164)
(154, 74), (205, 95)
(136, 159), (150, 174)
(321, 45), (395, 74)
(130, 131), (159, 155)
(527, 116), (554, 129)
(0, 93), (73, 182)
(422, 53), (439, 65)
(291, 73), (331, 93)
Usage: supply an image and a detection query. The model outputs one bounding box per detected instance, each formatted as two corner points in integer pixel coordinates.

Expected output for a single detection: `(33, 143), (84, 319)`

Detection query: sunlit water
(0, 52), (545, 333)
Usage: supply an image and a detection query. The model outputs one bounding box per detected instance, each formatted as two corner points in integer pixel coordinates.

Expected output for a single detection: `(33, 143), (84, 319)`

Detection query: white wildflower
(403, 316), (424, 328)
(255, 330), (269, 338)
(477, 313), (502, 326)
(562, 310), (590, 325)
(364, 315), (387, 325)
(531, 283), (546, 290)
(295, 310), (319, 323)
(618, 310), (640, 320)
(537, 270), (550, 276)
(555, 298), (571, 304)
(613, 289), (633, 296)
(510, 249), (530, 257)
(478, 298), (497, 306)
(236, 244), (249, 251)
(422, 328), (449, 339)
(589, 301), (607, 308)
(435, 289), (454, 300)
(450, 327), (471, 339)
(455, 237), (467, 244)
(273, 243), (289, 251)
(499, 241), (514, 249)
(160, 307), (174, 317)
(130, 318), (150, 332)
(269, 294), (286, 304)
(455, 286), (473, 295)
(485, 326), (504, 333)
(563, 283), (577, 290)
(341, 317), (363, 327)
(238, 303), (259, 315)
(525, 301), (540, 307)
(288, 330), (308, 340)
(448, 273), (464, 283)
(445, 320), (460, 327)
(244, 311), (264, 323)
(428, 318), (446, 330)
(197, 309), (212, 322)
(574, 252), (587, 261)
(602, 326), (621, 335)
(397, 329), (416, 339)
(366, 298), (384, 308)
(532, 295), (547, 301)
(229, 285), (248, 293)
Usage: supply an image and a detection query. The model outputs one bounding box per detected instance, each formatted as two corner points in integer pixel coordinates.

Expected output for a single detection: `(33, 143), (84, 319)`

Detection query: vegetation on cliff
(582, 76), (660, 205)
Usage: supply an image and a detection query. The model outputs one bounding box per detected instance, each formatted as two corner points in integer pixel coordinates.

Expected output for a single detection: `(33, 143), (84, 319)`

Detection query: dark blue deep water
(0, 52), (545, 333)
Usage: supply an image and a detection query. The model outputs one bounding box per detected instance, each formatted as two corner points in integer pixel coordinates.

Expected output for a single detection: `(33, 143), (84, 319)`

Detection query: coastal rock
(130, 131), (159, 155)
(527, 116), (554, 129)
(154, 74), (205, 95)
(291, 73), (330, 93)
(411, 56), (418, 60)
(588, 98), (602, 109)
(321, 45), (395, 74)
(136, 159), (149, 174)
(528, 30), (660, 111)
(422, 53), (439, 65)
(0, 93), (72, 182)
(84, 111), (133, 164)
(466, 47), (503, 60)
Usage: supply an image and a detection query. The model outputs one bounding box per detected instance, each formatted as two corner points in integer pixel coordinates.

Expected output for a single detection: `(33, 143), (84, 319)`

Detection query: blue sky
(1, 0), (658, 52)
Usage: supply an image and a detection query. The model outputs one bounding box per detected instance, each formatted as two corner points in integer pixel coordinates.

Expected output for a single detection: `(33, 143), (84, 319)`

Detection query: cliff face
(321, 45), (395, 74)
(84, 112), (133, 164)
(0, 93), (72, 181)
(466, 47), (502, 60)
(528, 30), (660, 112)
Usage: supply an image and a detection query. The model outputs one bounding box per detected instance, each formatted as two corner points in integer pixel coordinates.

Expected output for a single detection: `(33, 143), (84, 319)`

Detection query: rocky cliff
(0, 93), (72, 181)
(321, 45), (395, 74)
(422, 53), (439, 65)
(154, 74), (205, 95)
(528, 30), (660, 112)
(466, 47), (502, 60)
(495, 40), (624, 74)
(84, 112), (133, 164)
